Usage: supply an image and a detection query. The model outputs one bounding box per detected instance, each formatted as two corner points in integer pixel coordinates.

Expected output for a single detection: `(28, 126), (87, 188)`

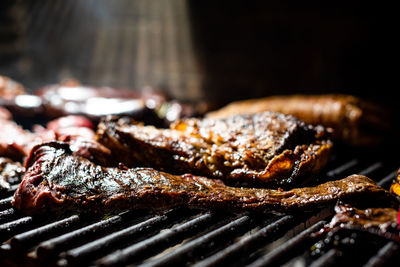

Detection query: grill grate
(0, 149), (399, 266)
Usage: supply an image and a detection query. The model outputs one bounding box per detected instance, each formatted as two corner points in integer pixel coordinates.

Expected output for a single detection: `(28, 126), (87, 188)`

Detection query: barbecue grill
(1, 147), (399, 266)
(1, 1), (399, 266)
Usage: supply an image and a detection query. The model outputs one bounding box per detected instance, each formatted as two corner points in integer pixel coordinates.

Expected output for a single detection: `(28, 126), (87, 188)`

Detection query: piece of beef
(12, 142), (388, 215)
(0, 118), (56, 161)
(314, 202), (400, 242)
(96, 112), (332, 186)
(206, 95), (390, 146)
(0, 157), (25, 191)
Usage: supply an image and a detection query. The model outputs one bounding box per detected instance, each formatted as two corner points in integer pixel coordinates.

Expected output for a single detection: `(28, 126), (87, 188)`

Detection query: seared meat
(315, 202), (399, 242)
(0, 117), (56, 161)
(206, 95), (390, 146)
(12, 142), (388, 215)
(97, 112), (332, 186)
(0, 157), (25, 191)
(390, 169), (400, 198)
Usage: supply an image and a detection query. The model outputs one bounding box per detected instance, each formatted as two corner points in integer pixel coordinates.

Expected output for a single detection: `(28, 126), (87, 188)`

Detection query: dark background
(0, 0), (395, 104)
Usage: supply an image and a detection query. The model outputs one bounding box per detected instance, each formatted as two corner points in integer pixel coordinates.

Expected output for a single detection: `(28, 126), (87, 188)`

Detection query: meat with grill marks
(206, 95), (390, 146)
(96, 112), (332, 186)
(12, 142), (389, 215)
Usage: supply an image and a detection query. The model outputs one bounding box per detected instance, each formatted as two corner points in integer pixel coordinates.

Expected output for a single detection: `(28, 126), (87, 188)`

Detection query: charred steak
(12, 142), (388, 215)
(206, 95), (390, 146)
(96, 112), (332, 186)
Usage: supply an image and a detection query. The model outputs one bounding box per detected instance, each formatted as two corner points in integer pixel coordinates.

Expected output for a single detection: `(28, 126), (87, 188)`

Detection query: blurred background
(0, 0), (395, 105)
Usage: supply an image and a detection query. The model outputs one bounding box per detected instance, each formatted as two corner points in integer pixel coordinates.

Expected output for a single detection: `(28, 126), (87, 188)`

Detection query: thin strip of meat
(206, 95), (390, 146)
(96, 112), (332, 186)
(12, 142), (388, 215)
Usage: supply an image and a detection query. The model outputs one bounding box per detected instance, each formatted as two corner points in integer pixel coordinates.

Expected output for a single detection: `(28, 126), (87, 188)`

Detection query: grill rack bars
(0, 154), (399, 266)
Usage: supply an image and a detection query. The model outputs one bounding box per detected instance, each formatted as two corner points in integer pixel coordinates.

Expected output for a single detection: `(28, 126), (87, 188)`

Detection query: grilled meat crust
(96, 112), (332, 186)
(314, 202), (400, 242)
(206, 95), (389, 146)
(390, 169), (400, 198)
(12, 142), (388, 215)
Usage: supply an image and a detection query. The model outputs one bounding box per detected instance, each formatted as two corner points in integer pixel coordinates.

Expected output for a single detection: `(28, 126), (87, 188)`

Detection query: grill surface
(1, 147), (399, 266)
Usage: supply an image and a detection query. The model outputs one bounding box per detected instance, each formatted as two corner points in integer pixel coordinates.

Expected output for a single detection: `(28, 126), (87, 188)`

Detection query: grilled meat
(12, 142), (388, 215)
(206, 95), (390, 146)
(0, 157), (25, 191)
(315, 202), (399, 242)
(390, 169), (400, 198)
(97, 112), (332, 186)
(0, 117), (56, 161)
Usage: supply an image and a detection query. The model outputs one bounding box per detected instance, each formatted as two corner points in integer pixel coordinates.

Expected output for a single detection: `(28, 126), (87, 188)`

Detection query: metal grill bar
(0, 216), (33, 242)
(36, 212), (125, 259)
(0, 196), (12, 209)
(359, 162), (383, 176)
(309, 248), (341, 267)
(64, 213), (172, 265)
(326, 159), (359, 178)
(10, 215), (80, 252)
(142, 214), (252, 267)
(193, 215), (294, 267)
(247, 220), (326, 267)
(363, 241), (400, 267)
(0, 208), (16, 223)
(97, 212), (215, 266)
(378, 170), (397, 187)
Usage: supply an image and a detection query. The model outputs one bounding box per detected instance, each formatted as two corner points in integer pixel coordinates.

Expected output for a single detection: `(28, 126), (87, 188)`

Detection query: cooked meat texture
(0, 157), (25, 191)
(0, 118), (56, 161)
(0, 75), (25, 101)
(206, 95), (390, 146)
(12, 142), (388, 215)
(390, 169), (400, 198)
(0, 114), (107, 163)
(315, 202), (399, 242)
(97, 112), (332, 186)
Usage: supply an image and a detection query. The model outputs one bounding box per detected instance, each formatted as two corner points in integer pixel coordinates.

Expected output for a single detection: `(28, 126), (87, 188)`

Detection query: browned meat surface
(97, 112), (332, 186)
(206, 95), (389, 146)
(0, 157), (25, 191)
(0, 114), (104, 163)
(0, 118), (56, 161)
(12, 142), (388, 215)
(0, 75), (25, 101)
(314, 202), (400, 242)
(326, 202), (398, 232)
(390, 169), (400, 198)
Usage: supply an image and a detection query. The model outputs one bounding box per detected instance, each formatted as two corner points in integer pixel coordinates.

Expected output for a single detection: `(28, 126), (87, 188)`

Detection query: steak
(12, 142), (388, 215)
(0, 157), (25, 191)
(206, 95), (390, 146)
(96, 112), (332, 186)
